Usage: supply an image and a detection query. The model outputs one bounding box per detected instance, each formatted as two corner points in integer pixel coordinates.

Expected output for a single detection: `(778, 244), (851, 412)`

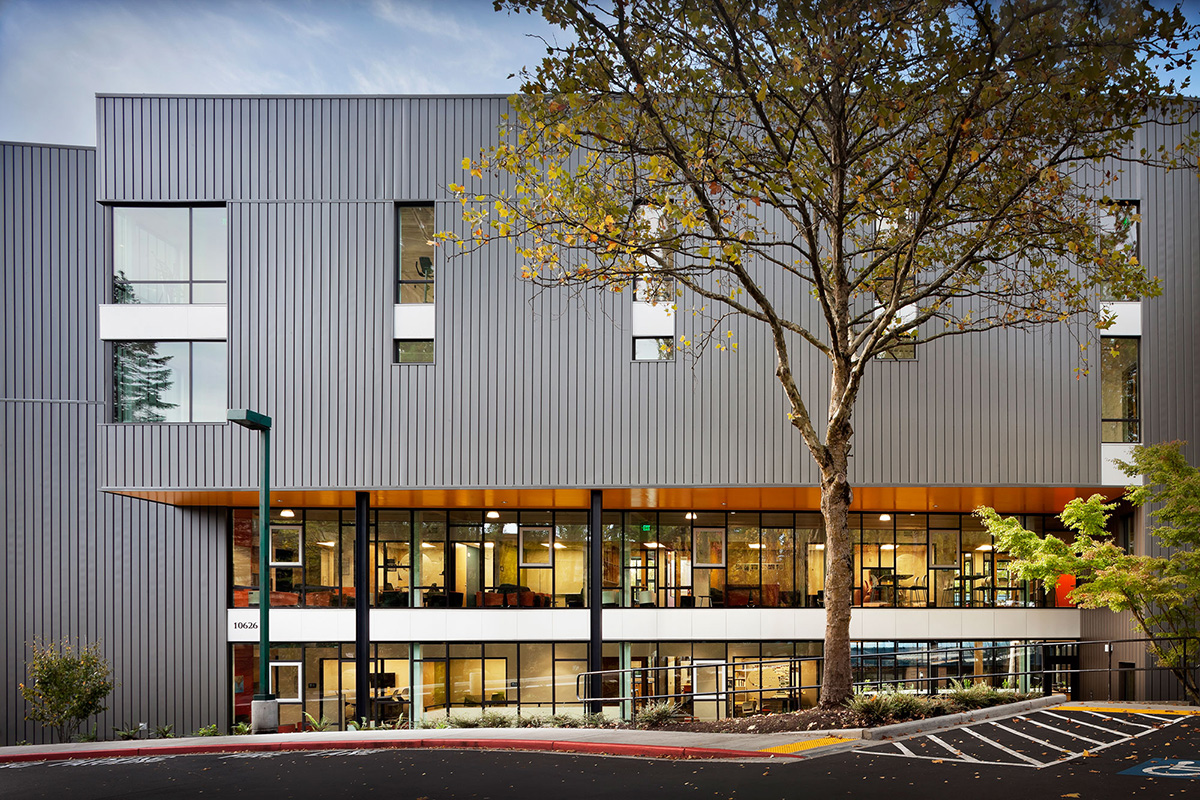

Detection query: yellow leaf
(969, 150), (980, 163)
(461, 157), (471, 169)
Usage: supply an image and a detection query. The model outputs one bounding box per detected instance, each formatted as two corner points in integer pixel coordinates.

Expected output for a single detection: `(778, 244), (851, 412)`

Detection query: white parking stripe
(1037, 710), (1128, 736)
(986, 721), (1073, 754)
(893, 740), (916, 757)
(1135, 712), (1171, 722)
(1074, 710), (1153, 730)
(1021, 717), (1107, 746)
(858, 749), (1035, 768)
(962, 725), (1048, 765)
(926, 734), (979, 761)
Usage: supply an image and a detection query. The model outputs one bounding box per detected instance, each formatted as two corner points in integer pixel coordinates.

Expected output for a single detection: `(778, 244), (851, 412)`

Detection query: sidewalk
(10, 694), (1179, 765)
(0, 725), (858, 764)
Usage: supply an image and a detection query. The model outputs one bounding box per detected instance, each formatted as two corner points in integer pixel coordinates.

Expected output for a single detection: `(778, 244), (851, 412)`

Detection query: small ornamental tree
(977, 442), (1200, 705)
(20, 639), (115, 742)
(447, 0), (1199, 707)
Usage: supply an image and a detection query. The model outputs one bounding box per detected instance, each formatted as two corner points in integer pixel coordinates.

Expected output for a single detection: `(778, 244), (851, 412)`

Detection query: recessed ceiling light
(685, 512), (697, 520)
(644, 542), (661, 549)
(880, 543), (896, 550)
(879, 514), (891, 522)
(976, 544), (994, 551)
(486, 510), (500, 519)
(280, 509), (295, 518)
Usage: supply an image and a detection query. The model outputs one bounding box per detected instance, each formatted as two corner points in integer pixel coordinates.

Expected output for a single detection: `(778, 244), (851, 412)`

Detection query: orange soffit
(104, 485), (1122, 513)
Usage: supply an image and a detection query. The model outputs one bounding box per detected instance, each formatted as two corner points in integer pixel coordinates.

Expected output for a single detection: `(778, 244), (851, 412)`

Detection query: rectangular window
(1101, 336), (1140, 442)
(394, 339), (434, 364)
(633, 274), (674, 304)
(113, 206), (227, 304)
(113, 340), (226, 422)
(519, 526), (554, 568)
(633, 336), (675, 361)
(397, 205), (436, 304)
(1099, 201), (1140, 302)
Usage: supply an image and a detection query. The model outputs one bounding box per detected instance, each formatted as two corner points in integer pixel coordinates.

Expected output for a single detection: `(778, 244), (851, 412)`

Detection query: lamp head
(227, 408), (272, 431)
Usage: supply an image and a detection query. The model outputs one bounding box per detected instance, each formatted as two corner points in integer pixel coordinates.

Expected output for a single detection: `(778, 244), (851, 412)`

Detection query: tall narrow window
(1101, 336), (1140, 442)
(1099, 201), (1140, 302)
(113, 206), (227, 303)
(396, 205), (436, 304)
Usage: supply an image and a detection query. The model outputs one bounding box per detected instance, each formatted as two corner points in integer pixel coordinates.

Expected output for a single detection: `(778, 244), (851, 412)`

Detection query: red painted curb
(0, 737), (800, 764)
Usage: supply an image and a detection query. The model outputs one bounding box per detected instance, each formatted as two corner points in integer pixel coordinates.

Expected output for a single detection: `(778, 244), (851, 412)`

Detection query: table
(873, 573), (911, 605)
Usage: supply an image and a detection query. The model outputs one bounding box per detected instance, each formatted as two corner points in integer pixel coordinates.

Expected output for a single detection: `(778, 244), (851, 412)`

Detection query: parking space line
(1074, 710), (1153, 730)
(893, 741), (916, 757)
(1136, 712), (1174, 722)
(1021, 717), (1108, 746)
(1041, 710), (1132, 734)
(926, 734), (979, 761)
(962, 725), (1049, 765)
(859, 749), (1033, 768)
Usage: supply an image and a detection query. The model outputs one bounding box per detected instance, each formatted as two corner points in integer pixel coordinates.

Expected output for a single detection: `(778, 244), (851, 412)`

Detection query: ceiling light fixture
(644, 542), (661, 549)
(317, 540), (336, 548)
(747, 543), (763, 549)
(976, 544), (994, 551)
(879, 514), (891, 522)
(486, 510), (500, 520)
(484, 542), (495, 548)
(880, 543), (896, 550)
(813, 543), (825, 550)
(280, 509), (295, 518)
(685, 512), (697, 520)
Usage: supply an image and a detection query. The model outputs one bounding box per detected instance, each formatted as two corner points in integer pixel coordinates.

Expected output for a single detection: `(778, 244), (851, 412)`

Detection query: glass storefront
(231, 507), (1083, 610)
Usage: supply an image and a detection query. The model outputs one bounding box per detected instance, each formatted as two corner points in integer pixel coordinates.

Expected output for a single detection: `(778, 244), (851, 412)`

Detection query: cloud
(0, 0), (561, 145)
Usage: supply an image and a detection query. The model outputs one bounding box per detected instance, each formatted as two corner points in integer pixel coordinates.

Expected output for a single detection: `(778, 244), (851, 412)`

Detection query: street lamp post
(228, 408), (277, 734)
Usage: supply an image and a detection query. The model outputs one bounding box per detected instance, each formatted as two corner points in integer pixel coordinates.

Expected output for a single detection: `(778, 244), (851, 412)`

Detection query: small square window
(395, 339), (434, 364)
(633, 337), (675, 361)
(518, 526), (554, 568)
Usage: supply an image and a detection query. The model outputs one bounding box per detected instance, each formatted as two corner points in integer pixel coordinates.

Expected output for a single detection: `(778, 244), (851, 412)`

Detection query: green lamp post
(228, 408), (277, 734)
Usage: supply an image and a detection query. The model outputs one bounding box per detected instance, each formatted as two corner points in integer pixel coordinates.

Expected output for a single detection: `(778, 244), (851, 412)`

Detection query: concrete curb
(861, 693), (1069, 740)
(0, 737), (800, 765)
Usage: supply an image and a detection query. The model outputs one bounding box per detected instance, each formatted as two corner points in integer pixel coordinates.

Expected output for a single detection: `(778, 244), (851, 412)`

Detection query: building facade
(2, 94), (1197, 743)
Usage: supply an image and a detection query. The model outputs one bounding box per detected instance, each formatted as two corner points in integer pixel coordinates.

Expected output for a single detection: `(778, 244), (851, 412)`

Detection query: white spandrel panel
(99, 304), (227, 340)
(1102, 442), (1141, 486)
(631, 302), (675, 336)
(1101, 301), (1142, 337)
(394, 303), (435, 338)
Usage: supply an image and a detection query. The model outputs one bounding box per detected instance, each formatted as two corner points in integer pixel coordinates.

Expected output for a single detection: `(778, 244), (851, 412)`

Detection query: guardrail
(575, 636), (1199, 709)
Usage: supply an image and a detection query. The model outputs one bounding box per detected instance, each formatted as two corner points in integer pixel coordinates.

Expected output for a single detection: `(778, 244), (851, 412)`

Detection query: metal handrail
(575, 636), (1199, 706)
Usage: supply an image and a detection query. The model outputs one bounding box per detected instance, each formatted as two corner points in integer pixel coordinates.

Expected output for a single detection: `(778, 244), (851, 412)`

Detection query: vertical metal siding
(92, 95), (1196, 496)
(1, 143), (229, 744)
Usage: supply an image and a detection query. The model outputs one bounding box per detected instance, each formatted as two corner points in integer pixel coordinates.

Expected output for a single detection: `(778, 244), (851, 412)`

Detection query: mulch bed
(649, 706), (867, 734)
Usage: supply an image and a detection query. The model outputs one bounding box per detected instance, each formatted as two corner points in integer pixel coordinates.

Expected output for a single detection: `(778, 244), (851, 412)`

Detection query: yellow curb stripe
(1054, 705), (1200, 716)
(759, 736), (854, 754)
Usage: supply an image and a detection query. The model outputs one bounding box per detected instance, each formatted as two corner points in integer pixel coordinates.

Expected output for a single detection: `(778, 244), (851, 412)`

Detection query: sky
(0, 0), (1196, 148)
(0, 0), (566, 146)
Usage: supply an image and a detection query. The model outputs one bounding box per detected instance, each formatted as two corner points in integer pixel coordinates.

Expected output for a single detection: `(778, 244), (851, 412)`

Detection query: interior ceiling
(109, 485), (1124, 514)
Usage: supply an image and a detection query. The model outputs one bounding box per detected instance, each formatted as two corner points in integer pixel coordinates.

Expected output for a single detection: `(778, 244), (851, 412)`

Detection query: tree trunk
(818, 437), (854, 708)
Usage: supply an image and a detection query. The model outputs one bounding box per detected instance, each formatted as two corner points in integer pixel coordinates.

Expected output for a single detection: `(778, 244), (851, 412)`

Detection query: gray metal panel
(1, 142), (229, 745)
(90, 94), (1132, 493)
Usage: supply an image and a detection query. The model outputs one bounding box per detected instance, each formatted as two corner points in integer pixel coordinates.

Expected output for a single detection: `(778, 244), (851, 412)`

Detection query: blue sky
(0, 0), (566, 145)
(0, 0), (1196, 147)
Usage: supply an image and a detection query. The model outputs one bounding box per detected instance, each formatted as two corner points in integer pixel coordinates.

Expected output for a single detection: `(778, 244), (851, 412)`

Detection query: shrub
(634, 701), (681, 728)
(477, 711), (515, 728)
(113, 723), (141, 741)
(154, 724), (175, 739)
(19, 638), (114, 743)
(946, 679), (997, 710)
(515, 715), (547, 728)
(303, 712), (332, 732)
(414, 717), (451, 730)
(192, 724), (220, 737)
(231, 722), (251, 736)
(846, 692), (896, 726)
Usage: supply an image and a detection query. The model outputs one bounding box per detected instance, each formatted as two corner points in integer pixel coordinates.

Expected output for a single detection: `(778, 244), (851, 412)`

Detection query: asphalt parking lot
(1, 705), (1195, 799)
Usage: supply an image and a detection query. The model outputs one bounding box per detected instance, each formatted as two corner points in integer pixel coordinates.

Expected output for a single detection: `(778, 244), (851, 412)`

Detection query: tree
(447, 0), (1199, 706)
(20, 638), (115, 742)
(977, 442), (1200, 705)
